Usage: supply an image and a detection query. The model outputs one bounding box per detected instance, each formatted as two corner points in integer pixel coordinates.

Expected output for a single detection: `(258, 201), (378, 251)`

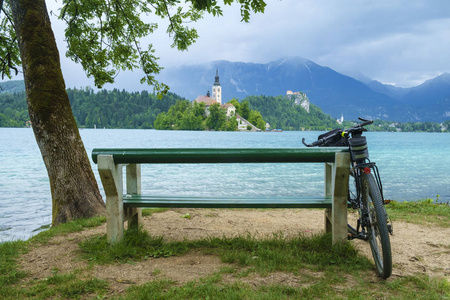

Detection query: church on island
(194, 70), (259, 131)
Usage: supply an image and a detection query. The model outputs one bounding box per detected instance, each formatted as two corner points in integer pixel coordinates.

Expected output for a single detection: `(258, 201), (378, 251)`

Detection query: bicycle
(302, 118), (393, 279)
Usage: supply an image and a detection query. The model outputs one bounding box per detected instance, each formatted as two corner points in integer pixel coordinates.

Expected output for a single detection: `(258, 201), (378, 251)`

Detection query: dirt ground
(19, 208), (450, 294)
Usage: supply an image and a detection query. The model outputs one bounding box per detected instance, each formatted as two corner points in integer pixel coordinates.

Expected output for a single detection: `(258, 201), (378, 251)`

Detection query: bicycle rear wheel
(361, 172), (392, 279)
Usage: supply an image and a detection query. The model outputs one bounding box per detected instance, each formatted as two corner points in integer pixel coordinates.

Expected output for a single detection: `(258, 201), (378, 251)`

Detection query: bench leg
(98, 155), (124, 244)
(126, 164), (142, 229)
(324, 163), (333, 233)
(325, 208), (332, 233)
(331, 152), (350, 244)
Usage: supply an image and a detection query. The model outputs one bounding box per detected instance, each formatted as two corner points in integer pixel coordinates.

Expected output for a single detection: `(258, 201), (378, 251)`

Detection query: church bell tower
(211, 69), (222, 105)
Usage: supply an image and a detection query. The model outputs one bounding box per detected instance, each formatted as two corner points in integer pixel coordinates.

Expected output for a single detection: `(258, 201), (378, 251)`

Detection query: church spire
(214, 69), (220, 86)
(212, 69), (222, 105)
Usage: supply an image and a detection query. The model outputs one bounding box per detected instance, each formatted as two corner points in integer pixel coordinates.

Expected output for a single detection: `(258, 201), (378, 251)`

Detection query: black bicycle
(302, 118), (393, 279)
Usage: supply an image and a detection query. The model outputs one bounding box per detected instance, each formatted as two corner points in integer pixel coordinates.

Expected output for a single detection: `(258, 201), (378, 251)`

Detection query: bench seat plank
(123, 194), (335, 208)
(92, 147), (348, 164)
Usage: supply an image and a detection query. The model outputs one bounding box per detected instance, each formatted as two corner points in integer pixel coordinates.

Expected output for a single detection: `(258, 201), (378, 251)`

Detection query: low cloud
(44, 0), (450, 89)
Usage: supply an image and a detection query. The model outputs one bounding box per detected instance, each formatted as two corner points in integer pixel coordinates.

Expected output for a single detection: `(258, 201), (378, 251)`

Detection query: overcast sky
(37, 0), (450, 90)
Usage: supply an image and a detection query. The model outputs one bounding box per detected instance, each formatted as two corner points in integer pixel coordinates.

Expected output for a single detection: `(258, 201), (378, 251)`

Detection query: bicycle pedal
(387, 224), (393, 235)
(387, 216), (394, 235)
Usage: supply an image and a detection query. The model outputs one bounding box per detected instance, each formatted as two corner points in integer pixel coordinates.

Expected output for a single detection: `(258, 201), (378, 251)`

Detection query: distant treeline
(0, 90), (29, 127)
(0, 88), (181, 128)
(68, 88), (180, 128)
(1, 86), (449, 132)
(366, 119), (450, 133)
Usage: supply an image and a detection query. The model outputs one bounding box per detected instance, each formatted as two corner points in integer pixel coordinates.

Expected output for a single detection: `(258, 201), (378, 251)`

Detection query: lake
(1, 128), (449, 242)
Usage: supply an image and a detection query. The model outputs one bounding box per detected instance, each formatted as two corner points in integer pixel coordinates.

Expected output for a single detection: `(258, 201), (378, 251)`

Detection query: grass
(142, 208), (169, 217)
(29, 216), (106, 245)
(78, 228), (372, 275)
(386, 198), (450, 227)
(117, 274), (449, 300)
(0, 240), (28, 291)
(24, 272), (108, 299)
(0, 216), (109, 299)
(1, 200), (449, 299)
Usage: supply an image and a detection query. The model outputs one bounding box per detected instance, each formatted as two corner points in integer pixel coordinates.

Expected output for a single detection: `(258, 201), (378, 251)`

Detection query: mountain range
(2, 57), (449, 122)
(157, 57), (450, 122)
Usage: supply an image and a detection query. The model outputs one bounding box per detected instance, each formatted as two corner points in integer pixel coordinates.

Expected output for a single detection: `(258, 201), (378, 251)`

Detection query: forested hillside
(0, 88), (183, 128)
(67, 88), (181, 128)
(244, 95), (338, 130)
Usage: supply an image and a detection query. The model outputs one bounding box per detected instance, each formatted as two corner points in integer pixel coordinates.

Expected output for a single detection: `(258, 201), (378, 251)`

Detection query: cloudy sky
(40, 0), (450, 90)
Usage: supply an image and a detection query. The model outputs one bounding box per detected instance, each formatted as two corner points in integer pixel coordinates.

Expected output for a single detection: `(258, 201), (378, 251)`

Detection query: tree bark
(10, 0), (105, 225)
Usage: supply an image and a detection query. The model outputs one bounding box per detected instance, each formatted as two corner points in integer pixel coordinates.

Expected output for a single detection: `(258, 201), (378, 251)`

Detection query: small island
(154, 70), (266, 131)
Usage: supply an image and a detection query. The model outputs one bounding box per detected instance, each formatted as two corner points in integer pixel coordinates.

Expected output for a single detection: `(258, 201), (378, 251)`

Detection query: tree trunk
(10, 0), (105, 225)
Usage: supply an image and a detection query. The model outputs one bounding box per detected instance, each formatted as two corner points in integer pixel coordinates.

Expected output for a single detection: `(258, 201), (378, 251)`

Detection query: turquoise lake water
(0, 128), (449, 241)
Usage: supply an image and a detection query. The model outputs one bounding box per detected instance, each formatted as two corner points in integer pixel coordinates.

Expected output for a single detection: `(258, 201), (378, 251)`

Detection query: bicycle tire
(361, 172), (392, 279)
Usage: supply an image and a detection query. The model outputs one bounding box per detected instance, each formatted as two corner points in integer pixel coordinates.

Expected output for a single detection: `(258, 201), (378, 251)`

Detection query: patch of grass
(120, 276), (342, 299)
(205, 232), (372, 275)
(0, 240), (29, 299)
(120, 271), (448, 300)
(341, 274), (450, 299)
(152, 268), (162, 276)
(29, 216), (106, 244)
(142, 208), (169, 217)
(262, 283), (302, 297)
(0, 217), (110, 299)
(386, 198), (450, 227)
(219, 266), (237, 274)
(394, 275), (450, 299)
(79, 227), (372, 276)
(0, 241), (28, 285)
(120, 279), (249, 300)
(24, 271), (108, 299)
(181, 213), (191, 219)
(79, 227), (191, 264)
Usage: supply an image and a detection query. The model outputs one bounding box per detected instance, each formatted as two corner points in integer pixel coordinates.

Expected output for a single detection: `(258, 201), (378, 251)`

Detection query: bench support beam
(331, 152), (350, 244)
(98, 155), (124, 244)
(126, 164), (142, 229)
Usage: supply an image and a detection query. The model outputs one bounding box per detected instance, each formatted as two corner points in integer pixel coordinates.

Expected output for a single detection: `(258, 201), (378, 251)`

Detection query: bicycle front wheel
(361, 172), (392, 279)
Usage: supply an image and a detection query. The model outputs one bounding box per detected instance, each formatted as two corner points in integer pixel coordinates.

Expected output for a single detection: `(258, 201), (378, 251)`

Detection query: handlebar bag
(349, 136), (369, 161)
(318, 129), (349, 147)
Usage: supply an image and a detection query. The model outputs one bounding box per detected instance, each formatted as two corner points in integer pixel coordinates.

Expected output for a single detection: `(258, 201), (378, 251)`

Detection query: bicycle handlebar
(302, 117), (373, 147)
(302, 137), (323, 147)
(345, 117), (373, 134)
(355, 117), (373, 128)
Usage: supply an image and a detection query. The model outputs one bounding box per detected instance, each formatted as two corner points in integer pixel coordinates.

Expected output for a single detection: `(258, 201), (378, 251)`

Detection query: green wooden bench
(92, 148), (350, 245)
